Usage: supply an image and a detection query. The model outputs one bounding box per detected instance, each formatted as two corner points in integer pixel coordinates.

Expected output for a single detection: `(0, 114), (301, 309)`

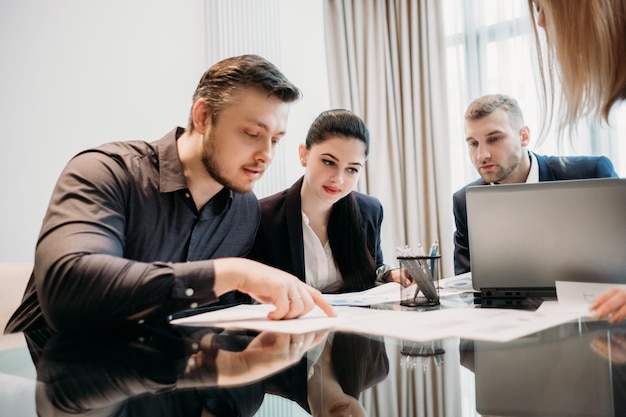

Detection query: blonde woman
(529, 0), (626, 323)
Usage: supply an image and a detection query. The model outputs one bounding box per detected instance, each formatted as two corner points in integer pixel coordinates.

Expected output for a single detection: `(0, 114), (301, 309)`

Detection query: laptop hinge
(479, 287), (557, 299)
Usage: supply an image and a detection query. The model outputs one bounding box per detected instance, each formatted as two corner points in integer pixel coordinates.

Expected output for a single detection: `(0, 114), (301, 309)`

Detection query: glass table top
(0, 315), (624, 417)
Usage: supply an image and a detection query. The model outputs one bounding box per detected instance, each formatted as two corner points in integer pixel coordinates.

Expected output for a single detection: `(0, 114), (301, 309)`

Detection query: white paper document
(323, 282), (401, 306)
(172, 300), (587, 343)
(321, 273), (474, 307)
(555, 281), (626, 316)
(437, 272), (473, 296)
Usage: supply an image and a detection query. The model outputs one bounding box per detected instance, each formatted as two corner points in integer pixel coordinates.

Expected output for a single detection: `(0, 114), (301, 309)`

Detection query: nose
(475, 144), (490, 162)
(330, 171), (344, 184)
(255, 138), (274, 165)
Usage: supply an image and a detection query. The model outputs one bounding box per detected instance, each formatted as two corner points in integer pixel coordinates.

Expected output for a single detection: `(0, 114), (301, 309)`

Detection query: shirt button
(185, 288), (195, 296)
(185, 192), (191, 199)
(191, 342), (199, 351)
(138, 319), (145, 325)
(190, 302), (198, 308)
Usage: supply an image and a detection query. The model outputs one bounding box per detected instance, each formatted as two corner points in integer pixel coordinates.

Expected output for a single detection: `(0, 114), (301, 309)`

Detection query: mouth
(243, 166), (265, 181)
(323, 185), (341, 195)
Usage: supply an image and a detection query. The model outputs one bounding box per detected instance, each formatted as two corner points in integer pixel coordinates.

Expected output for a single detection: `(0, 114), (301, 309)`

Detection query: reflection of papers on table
(171, 299), (585, 343)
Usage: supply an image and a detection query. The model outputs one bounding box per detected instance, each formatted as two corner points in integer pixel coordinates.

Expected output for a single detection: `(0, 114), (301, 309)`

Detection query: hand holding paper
(590, 288), (626, 323)
(556, 281), (626, 322)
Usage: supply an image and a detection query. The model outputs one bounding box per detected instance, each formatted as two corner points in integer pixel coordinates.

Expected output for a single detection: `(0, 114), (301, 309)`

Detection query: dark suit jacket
(452, 153), (619, 275)
(249, 177), (385, 289)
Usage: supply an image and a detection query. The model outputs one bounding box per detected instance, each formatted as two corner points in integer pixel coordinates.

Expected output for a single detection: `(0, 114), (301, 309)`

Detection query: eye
(468, 141), (478, 148)
(487, 136), (500, 144)
(322, 159), (335, 166)
(347, 167), (360, 174)
(245, 131), (259, 138)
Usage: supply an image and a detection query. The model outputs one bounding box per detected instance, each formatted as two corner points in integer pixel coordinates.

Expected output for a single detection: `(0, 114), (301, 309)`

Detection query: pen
(412, 243), (426, 301)
(429, 239), (439, 278)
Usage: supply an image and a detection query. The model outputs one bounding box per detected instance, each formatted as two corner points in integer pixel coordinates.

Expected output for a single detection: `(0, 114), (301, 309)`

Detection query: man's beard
(481, 159), (520, 184)
(201, 132), (253, 194)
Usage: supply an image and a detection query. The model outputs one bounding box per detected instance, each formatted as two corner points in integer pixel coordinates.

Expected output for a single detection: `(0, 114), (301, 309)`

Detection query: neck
(300, 182), (332, 226)
(300, 182), (332, 245)
(501, 150), (532, 184)
(515, 150), (532, 182)
(177, 130), (223, 210)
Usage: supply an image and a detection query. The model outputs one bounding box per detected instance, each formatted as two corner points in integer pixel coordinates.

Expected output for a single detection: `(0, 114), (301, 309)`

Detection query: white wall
(0, 0), (329, 261)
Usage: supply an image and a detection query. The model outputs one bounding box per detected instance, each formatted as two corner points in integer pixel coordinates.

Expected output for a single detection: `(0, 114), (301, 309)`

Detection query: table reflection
(5, 319), (625, 416)
(461, 321), (626, 417)
(27, 325), (388, 417)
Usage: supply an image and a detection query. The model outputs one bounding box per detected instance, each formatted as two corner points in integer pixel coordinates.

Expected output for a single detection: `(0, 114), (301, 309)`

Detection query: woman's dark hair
(306, 109), (376, 291)
(331, 333), (389, 398)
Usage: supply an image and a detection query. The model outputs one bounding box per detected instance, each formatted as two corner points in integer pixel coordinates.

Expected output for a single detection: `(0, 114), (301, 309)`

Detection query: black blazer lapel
(285, 177), (306, 281)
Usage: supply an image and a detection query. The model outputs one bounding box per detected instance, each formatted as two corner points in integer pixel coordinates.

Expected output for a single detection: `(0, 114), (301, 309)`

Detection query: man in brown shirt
(6, 55), (334, 333)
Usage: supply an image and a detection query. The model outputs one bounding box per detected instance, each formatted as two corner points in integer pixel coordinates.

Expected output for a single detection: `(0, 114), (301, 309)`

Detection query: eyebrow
(321, 152), (364, 166)
(465, 129), (505, 141)
(247, 119), (286, 137)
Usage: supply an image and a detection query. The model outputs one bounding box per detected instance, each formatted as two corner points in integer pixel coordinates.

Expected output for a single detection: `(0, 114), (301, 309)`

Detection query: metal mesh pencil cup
(397, 256), (441, 307)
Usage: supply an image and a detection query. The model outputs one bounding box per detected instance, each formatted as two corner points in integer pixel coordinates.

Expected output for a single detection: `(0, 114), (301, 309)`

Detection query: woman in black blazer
(250, 109), (407, 293)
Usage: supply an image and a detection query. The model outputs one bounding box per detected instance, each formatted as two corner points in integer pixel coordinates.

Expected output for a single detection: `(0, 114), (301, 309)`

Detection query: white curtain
(323, 0), (454, 276)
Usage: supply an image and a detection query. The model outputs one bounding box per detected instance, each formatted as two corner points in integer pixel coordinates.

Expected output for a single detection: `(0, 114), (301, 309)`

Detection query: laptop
(467, 177), (626, 303)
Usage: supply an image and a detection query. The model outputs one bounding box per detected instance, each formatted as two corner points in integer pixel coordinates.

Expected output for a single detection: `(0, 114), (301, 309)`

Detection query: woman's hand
(590, 288), (626, 323)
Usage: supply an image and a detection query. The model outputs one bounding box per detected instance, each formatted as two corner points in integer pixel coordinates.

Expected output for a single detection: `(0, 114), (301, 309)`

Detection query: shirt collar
(157, 127), (188, 193)
(155, 127), (235, 204)
(526, 151), (539, 184)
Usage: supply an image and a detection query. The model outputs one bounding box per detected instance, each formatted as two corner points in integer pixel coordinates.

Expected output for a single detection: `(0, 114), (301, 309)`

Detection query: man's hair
(187, 54), (302, 131)
(464, 94), (525, 130)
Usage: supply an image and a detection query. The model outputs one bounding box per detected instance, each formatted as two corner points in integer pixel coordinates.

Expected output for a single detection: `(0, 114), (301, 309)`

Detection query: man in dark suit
(453, 94), (619, 275)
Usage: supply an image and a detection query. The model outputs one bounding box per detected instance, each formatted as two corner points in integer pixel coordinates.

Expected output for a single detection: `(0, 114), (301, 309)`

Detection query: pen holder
(397, 256), (441, 307)
(400, 339), (446, 369)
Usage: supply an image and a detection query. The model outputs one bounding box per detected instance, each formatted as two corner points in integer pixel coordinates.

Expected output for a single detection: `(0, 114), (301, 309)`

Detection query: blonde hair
(529, 0), (626, 128)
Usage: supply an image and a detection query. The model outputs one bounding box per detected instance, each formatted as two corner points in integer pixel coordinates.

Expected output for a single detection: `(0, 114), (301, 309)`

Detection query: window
(443, 0), (625, 194)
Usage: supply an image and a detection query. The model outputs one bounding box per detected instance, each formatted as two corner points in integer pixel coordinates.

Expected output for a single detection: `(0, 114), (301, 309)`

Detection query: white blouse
(301, 211), (344, 292)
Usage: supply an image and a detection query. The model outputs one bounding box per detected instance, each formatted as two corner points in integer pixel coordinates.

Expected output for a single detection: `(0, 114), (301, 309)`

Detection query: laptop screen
(467, 178), (626, 297)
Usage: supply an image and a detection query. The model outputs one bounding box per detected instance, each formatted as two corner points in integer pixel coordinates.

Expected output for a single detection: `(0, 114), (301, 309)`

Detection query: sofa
(0, 263), (32, 342)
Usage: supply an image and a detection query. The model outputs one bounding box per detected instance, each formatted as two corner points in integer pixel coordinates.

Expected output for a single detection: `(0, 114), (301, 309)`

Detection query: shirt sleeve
(34, 150), (220, 332)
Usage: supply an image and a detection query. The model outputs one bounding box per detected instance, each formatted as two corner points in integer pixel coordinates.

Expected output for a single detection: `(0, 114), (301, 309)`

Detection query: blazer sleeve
(360, 195), (385, 268)
(355, 193), (388, 285)
(453, 189), (471, 275)
(596, 156), (619, 178)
